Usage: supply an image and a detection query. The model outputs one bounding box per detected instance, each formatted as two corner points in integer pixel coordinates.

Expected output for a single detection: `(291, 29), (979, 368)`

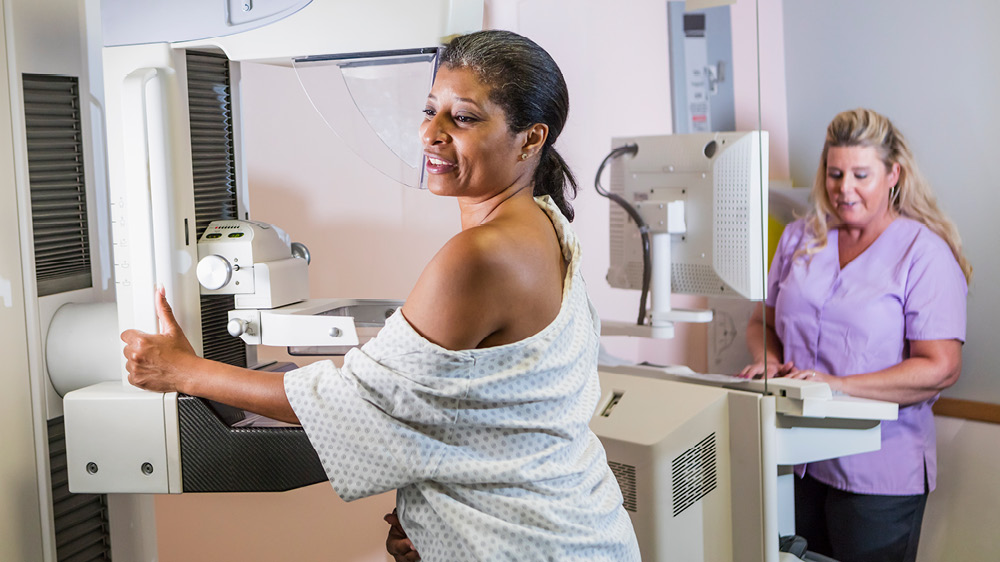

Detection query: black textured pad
(178, 395), (326, 492)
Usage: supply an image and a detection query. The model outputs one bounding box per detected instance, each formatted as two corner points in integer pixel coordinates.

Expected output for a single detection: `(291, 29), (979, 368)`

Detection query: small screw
(141, 462), (154, 475)
(242, 2), (252, 12)
(329, 327), (343, 338)
(86, 462), (98, 474)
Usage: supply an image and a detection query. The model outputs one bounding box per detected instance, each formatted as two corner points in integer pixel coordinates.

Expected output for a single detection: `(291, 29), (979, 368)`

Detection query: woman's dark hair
(439, 30), (578, 221)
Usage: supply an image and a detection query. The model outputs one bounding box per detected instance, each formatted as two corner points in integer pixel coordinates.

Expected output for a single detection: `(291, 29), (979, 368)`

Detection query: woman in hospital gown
(741, 108), (971, 562)
(121, 30), (640, 561)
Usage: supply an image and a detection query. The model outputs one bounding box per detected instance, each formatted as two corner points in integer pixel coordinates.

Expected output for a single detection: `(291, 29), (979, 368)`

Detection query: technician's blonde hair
(799, 108), (972, 282)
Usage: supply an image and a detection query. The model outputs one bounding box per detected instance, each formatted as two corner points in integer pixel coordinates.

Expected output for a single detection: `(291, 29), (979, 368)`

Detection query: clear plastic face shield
(292, 48), (439, 189)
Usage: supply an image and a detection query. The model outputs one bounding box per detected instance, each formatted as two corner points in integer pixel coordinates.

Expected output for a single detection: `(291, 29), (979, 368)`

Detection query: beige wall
(918, 417), (1000, 561)
(156, 486), (395, 562)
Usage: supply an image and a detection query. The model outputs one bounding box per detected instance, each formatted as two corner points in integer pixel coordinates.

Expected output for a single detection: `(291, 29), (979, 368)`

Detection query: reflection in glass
(292, 49), (438, 189)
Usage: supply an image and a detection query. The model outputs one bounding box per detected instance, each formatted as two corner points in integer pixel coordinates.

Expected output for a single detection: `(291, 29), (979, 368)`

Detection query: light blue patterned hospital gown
(284, 196), (640, 561)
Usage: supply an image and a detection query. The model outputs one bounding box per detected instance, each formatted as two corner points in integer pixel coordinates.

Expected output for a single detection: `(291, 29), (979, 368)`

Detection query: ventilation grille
(672, 262), (728, 296)
(606, 155), (636, 290)
(671, 432), (718, 517)
(23, 74), (92, 296)
(608, 461), (638, 513)
(186, 50), (247, 367)
(200, 294), (246, 367)
(713, 137), (754, 293)
(48, 417), (112, 561)
(186, 51), (239, 235)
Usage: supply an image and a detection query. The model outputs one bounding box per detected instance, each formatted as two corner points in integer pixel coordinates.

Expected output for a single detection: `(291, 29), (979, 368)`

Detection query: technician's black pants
(794, 473), (928, 562)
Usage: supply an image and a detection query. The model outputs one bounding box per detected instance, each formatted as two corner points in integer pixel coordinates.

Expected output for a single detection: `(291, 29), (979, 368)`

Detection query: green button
(206, 233), (222, 239)
(228, 232), (244, 238)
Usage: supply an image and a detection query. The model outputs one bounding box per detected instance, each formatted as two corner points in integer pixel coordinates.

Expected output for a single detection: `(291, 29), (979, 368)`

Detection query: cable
(594, 143), (652, 326)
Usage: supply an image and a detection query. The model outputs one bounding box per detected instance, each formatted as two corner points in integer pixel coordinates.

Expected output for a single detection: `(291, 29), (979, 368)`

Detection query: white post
(649, 231), (674, 339)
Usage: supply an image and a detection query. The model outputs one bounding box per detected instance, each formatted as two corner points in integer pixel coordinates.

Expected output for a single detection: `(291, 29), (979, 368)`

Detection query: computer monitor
(606, 132), (768, 304)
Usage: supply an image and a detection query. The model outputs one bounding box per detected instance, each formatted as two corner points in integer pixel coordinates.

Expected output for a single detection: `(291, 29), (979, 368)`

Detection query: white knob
(227, 318), (249, 337)
(197, 255), (232, 290)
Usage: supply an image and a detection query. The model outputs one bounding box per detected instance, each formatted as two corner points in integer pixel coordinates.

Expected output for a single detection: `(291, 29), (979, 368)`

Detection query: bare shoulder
(402, 210), (565, 350)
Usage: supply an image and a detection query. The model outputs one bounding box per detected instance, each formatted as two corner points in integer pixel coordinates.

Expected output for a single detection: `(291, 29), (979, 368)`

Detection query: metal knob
(227, 318), (249, 337)
(196, 254), (232, 290)
(291, 242), (311, 265)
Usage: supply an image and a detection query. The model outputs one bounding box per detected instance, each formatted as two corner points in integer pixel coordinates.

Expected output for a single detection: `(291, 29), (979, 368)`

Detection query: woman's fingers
(786, 368), (819, 380)
(385, 510), (420, 561)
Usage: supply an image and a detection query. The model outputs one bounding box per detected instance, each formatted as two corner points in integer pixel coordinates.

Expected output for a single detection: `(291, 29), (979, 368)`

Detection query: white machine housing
(196, 219), (309, 307)
(591, 366), (897, 562)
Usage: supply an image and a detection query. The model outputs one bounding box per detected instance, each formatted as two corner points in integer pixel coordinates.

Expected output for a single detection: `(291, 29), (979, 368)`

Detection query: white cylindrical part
(227, 318), (248, 337)
(649, 232), (673, 319)
(46, 302), (121, 397)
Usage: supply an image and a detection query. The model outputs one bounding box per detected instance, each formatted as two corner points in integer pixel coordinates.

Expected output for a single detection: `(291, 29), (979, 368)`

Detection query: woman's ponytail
(532, 146), (578, 222)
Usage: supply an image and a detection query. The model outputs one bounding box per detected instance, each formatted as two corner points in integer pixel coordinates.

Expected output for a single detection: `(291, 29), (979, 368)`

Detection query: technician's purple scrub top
(766, 217), (967, 495)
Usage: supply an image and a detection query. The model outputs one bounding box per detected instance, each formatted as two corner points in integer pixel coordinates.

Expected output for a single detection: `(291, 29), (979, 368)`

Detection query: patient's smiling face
(419, 66), (532, 201)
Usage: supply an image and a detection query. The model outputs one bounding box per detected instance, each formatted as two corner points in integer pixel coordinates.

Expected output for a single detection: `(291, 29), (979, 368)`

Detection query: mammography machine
(0, 0), (483, 559)
(56, 0), (482, 493)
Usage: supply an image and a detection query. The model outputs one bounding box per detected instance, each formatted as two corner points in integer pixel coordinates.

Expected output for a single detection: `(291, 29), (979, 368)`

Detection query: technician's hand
(785, 368), (844, 392)
(738, 359), (795, 379)
(121, 287), (198, 393)
(384, 509), (420, 562)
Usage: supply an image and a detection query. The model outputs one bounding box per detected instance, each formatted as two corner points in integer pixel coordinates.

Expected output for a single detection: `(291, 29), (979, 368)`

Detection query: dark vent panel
(186, 50), (246, 367)
(608, 461), (638, 512)
(49, 417), (112, 561)
(186, 51), (239, 236)
(200, 294), (247, 367)
(671, 432), (718, 517)
(23, 74), (92, 296)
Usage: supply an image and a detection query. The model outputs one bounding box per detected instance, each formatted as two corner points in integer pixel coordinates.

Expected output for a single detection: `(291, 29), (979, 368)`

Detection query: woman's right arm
(123, 287), (299, 424)
(740, 303), (793, 378)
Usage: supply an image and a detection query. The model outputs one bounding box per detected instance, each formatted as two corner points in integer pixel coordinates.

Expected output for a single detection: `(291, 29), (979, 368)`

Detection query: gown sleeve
(283, 312), (474, 501)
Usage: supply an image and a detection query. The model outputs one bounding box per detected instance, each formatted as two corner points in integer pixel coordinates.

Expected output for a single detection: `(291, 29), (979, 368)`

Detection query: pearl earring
(520, 153), (528, 160)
